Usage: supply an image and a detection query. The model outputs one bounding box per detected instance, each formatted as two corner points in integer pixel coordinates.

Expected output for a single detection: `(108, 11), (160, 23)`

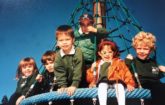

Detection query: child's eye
(22, 66), (26, 69)
(58, 39), (63, 42)
(108, 51), (113, 53)
(101, 51), (106, 54)
(66, 38), (70, 41)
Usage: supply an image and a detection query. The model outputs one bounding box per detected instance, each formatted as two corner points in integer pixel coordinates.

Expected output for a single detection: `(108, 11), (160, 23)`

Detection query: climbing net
(20, 0), (165, 105)
(68, 0), (143, 59)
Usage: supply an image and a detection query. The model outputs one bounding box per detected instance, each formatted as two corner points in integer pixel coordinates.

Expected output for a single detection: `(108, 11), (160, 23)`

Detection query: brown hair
(16, 57), (38, 79)
(41, 50), (56, 65)
(79, 13), (94, 25)
(55, 25), (74, 40)
(98, 39), (120, 58)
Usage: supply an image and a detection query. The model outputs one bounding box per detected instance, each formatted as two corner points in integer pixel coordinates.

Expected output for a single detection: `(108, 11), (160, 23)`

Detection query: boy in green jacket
(54, 25), (83, 96)
(125, 31), (165, 105)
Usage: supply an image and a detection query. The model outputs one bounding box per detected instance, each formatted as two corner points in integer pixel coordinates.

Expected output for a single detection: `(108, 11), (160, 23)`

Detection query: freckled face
(44, 61), (54, 72)
(98, 45), (114, 62)
(57, 34), (74, 54)
(80, 19), (93, 34)
(21, 65), (34, 77)
(135, 44), (151, 60)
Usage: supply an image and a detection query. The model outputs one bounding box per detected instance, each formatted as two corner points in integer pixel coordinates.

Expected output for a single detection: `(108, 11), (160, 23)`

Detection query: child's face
(21, 65), (34, 77)
(57, 34), (74, 54)
(44, 60), (54, 72)
(135, 43), (151, 60)
(98, 45), (114, 62)
(80, 19), (93, 34)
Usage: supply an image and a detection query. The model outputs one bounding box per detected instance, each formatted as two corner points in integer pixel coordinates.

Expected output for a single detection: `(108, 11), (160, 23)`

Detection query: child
(35, 50), (57, 105)
(54, 25), (83, 96)
(36, 50), (57, 93)
(87, 39), (135, 105)
(74, 13), (108, 64)
(8, 57), (39, 105)
(75, 13), (108, 87)
(125, 31), (165, 105)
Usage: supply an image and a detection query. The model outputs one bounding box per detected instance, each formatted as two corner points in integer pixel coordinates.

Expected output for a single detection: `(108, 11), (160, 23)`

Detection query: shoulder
(149, 58), (157, 63)
(112, 58), (127, 67)
(113, 58), (124, 63)
(75, 47), (83, 54)
(55, 50), (62, 59)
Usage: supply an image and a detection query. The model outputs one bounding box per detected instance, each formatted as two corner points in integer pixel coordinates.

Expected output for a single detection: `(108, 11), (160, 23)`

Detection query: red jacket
(86, 58), (135, 87)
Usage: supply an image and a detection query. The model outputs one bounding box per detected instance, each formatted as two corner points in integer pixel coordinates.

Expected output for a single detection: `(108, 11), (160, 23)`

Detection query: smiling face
(132, 31), (156, 60)
(98, 45), (114, 62)
(21, 64), (34, 77)
(135, 43), (151, 60)
(57, 34), (74, 54)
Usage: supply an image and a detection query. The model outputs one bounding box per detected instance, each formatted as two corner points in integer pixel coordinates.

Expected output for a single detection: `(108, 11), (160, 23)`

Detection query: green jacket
(54, 47), (83, 88)
(125, 57), (162, 84)
(74, 27), (108, 63)
(15, 71), (38, 96)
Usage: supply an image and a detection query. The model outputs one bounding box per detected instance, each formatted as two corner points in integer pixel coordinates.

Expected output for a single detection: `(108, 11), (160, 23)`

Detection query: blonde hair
(132, 31), (156, 51)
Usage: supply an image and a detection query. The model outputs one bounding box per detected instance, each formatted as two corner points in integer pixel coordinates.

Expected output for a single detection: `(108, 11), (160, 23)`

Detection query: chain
(70, 99), (74, 105)
(92, 97), (97, 105)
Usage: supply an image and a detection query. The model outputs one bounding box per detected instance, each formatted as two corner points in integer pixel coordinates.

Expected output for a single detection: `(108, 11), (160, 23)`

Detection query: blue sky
(0, 0), (165, 100)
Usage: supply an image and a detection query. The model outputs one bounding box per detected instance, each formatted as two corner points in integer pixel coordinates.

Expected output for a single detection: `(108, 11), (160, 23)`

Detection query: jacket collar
(60, 46), (75, 57)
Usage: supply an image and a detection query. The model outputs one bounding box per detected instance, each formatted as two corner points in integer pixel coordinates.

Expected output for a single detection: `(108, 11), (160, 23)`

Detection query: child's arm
(125, 54), (134, 65)
(66, 48), (83, 96)
(127, 84), (135, 92)
(66, 86), (77, 96)
(16, 95), (25, 105)
(21, 71), (38, 97)
(86, 67), (95, 87)
(86, 62), (97, 88)
(120, 60), (135, 91)
(36, 74), (43, 83)
(85, 26), (106, 33)
(54, 53), (68, 88)
(87, 26), (97, 33)
(159, 65), (165, 72)
(71, 48), (83, 88)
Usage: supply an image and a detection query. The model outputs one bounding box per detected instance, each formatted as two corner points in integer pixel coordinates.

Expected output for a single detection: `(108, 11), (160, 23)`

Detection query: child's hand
(36, 74), (43, 82)
(159, 65), (165, 72)
(126, 54), (133, 60)
(89, 83), (96, 88)
(127, 84), (135, 92)
(57, 87), (67, 94)
(91, 62), (96, 71)
(87, 26), (97, 33)
(66, 86), (77, 96)
(16, 95), (25, 105)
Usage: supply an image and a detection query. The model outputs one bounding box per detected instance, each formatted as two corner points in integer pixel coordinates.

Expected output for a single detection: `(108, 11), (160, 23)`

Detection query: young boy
(36, 50), (57, 93)
(74, 13), (108, 64)
(54, 25), (83, 96)
(75, 13), (108, 87)
(125, 31), (165, 105)
(35, 50), (57, 105)
(87, 39), (135, 105)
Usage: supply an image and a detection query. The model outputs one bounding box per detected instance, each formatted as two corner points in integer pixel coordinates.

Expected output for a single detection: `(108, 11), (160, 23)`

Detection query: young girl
(8, 57), (39, 105)
(87, 39), (135, 105)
